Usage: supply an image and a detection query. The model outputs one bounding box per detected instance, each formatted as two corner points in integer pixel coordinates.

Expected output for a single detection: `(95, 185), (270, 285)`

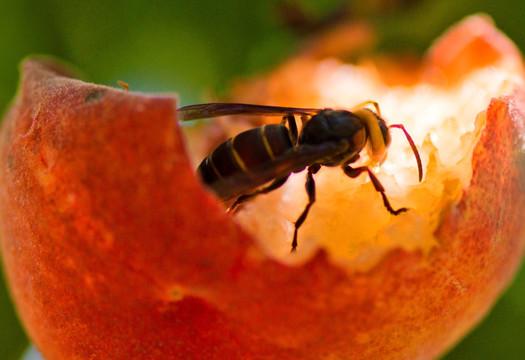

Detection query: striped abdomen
(197, 124), (295, 200)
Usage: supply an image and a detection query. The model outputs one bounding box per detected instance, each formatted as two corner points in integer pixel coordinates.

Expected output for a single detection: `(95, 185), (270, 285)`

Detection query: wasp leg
(291, 164), (321, 252)
(227, 175), (290, 214)
(281, 114), (298, 145)
(351, 100), (381, 116)
(343, 165), (408, 215)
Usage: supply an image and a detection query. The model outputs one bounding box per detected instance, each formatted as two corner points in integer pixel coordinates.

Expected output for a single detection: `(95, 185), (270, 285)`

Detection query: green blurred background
(1, 0), (524, 359)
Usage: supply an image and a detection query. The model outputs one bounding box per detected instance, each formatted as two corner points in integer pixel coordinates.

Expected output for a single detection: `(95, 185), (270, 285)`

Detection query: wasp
(178, 102), (423, 251)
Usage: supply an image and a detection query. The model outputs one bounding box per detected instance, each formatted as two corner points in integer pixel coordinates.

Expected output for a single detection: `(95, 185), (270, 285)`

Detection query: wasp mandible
(178, 102), (423, 251)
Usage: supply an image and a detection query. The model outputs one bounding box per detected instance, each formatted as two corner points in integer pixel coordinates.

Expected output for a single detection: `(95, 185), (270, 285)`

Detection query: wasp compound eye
(379, 120), (391, 148)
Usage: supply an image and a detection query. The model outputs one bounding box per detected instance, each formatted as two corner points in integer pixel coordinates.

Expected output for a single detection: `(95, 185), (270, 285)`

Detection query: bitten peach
(0, 15), (524, 360)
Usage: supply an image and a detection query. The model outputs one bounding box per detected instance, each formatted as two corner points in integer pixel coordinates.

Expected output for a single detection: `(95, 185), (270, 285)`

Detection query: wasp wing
(178, 103), (320, 121)
(206, 141), (348, 200)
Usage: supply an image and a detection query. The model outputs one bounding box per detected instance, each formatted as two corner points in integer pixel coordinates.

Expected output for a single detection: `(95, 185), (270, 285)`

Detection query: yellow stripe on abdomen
(260, 125), (275, 160)
(229, 137), (248, 172)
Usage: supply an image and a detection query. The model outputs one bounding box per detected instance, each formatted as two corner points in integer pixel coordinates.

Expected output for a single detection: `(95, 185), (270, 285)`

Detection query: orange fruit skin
(0, 17), (524, 360)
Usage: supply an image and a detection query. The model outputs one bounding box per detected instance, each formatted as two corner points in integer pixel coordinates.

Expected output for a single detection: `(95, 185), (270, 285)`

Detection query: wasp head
(352, 108), (391, 164)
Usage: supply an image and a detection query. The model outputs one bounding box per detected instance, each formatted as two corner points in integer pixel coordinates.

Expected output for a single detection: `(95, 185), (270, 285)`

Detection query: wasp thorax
(298, 109), (367, 166)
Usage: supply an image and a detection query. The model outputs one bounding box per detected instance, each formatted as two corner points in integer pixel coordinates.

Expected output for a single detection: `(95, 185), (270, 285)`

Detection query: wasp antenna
(389, 124), (423, 182)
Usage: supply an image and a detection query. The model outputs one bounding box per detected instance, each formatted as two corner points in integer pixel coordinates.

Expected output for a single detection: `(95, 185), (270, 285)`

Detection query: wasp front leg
(351, 100), (381, 116)
(342, 165), (408, 215)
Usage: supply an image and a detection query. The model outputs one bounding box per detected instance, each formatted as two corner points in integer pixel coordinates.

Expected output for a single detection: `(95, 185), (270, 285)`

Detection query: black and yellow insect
(178, 102), (423, 251)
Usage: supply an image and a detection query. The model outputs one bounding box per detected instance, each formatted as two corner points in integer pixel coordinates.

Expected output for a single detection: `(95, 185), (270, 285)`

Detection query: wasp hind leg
(281, 114), (298, 145)
(291, 164), (321, 252)
(342, 165), (408, 215)
(227, 175), (290, 214)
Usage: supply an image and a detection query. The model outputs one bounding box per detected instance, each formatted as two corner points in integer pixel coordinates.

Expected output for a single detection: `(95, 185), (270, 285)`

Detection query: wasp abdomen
(197, 124), (294, 200)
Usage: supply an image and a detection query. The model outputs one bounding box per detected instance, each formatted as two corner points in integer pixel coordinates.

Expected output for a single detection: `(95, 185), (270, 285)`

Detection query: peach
(0, 15), (524, 360)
